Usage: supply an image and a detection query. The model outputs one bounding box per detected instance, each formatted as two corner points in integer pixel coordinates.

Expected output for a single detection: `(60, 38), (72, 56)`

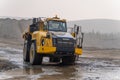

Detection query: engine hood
(49, 31), (74, 39)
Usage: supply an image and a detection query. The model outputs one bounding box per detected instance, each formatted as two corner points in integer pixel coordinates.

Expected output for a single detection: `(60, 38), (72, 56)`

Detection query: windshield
(48, 20), (67, 32)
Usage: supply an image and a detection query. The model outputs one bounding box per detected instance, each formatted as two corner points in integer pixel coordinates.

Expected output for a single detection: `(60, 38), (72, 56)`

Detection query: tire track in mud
(0, 46), (120, 80)
(0, 47), (23, 72)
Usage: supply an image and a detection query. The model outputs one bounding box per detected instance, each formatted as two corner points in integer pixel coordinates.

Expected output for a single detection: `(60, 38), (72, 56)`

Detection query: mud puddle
(0, 46), (120, 80)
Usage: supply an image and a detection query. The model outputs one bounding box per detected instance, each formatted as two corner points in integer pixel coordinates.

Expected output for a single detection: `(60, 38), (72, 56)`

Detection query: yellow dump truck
(22, 16), (84, 65)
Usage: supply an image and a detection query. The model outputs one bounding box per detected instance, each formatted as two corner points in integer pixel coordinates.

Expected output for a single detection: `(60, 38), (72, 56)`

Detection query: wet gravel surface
(0, 60), (18, 72)
(0, 46), (120, 80)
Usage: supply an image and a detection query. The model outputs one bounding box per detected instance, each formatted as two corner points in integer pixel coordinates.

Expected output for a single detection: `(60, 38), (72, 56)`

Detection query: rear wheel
(30, 41), (43, 65)
(23, 41), (30, 62)
(62, 55), (76, 65)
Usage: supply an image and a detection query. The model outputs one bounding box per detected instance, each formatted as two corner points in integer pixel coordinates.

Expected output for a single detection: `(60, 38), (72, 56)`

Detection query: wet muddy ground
(0, 43), (120, 80)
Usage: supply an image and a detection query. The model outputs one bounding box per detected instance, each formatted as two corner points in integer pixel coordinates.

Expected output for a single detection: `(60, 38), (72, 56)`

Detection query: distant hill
(68, 19), (120, 33)
(68, 19), (120, 49)
(0, 18), (120, 49)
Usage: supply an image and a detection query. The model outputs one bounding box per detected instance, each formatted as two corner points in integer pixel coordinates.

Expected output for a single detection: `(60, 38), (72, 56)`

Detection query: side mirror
(81, 32), (84, 45)
(76, 26), (79, 34)
(82, 33), (84, 38)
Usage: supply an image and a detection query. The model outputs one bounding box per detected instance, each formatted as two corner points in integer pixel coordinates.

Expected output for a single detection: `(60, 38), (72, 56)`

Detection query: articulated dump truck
(22, 16), (84, 65)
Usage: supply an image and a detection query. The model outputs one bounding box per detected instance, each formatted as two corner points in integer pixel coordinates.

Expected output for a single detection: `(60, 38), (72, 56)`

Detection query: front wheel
(23, 41), (30, 62)
(30, 41), (43, 65)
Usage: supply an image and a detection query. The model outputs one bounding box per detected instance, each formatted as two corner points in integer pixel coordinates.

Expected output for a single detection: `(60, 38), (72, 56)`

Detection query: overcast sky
(0, 0), (120, 20)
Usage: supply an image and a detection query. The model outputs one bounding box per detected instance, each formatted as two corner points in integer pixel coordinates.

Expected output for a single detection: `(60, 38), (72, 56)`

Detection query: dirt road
(0, 43), (120, 80)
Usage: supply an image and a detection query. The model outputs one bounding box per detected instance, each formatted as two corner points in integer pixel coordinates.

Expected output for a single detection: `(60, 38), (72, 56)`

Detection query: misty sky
(0, 0), (120, 20)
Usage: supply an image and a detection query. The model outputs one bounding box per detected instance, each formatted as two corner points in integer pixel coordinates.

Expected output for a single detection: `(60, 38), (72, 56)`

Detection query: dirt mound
(83, 32), (120, 49)
(0, 18), (32, 44)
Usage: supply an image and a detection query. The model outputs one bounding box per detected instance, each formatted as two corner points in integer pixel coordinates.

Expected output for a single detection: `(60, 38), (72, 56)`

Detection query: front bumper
(37, 46), (82, 55)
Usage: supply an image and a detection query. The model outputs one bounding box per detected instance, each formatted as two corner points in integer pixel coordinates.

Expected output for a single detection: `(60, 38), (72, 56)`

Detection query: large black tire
(30, 41), (43, 65)
(49, 57), (60, 62)
(23, 41), (30, 62)
(62, 55), (76, 65)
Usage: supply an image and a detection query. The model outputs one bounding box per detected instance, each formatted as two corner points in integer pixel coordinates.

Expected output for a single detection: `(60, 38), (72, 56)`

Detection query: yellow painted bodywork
(46, 16), (66, 22)
(37, 46), (56, 54)
(36, 45), (82, 55)
(32, 31), (46, 48)
(31, 29), (82, 55)
(71, 33), (75, 37)
(75, 48), (82, 55)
